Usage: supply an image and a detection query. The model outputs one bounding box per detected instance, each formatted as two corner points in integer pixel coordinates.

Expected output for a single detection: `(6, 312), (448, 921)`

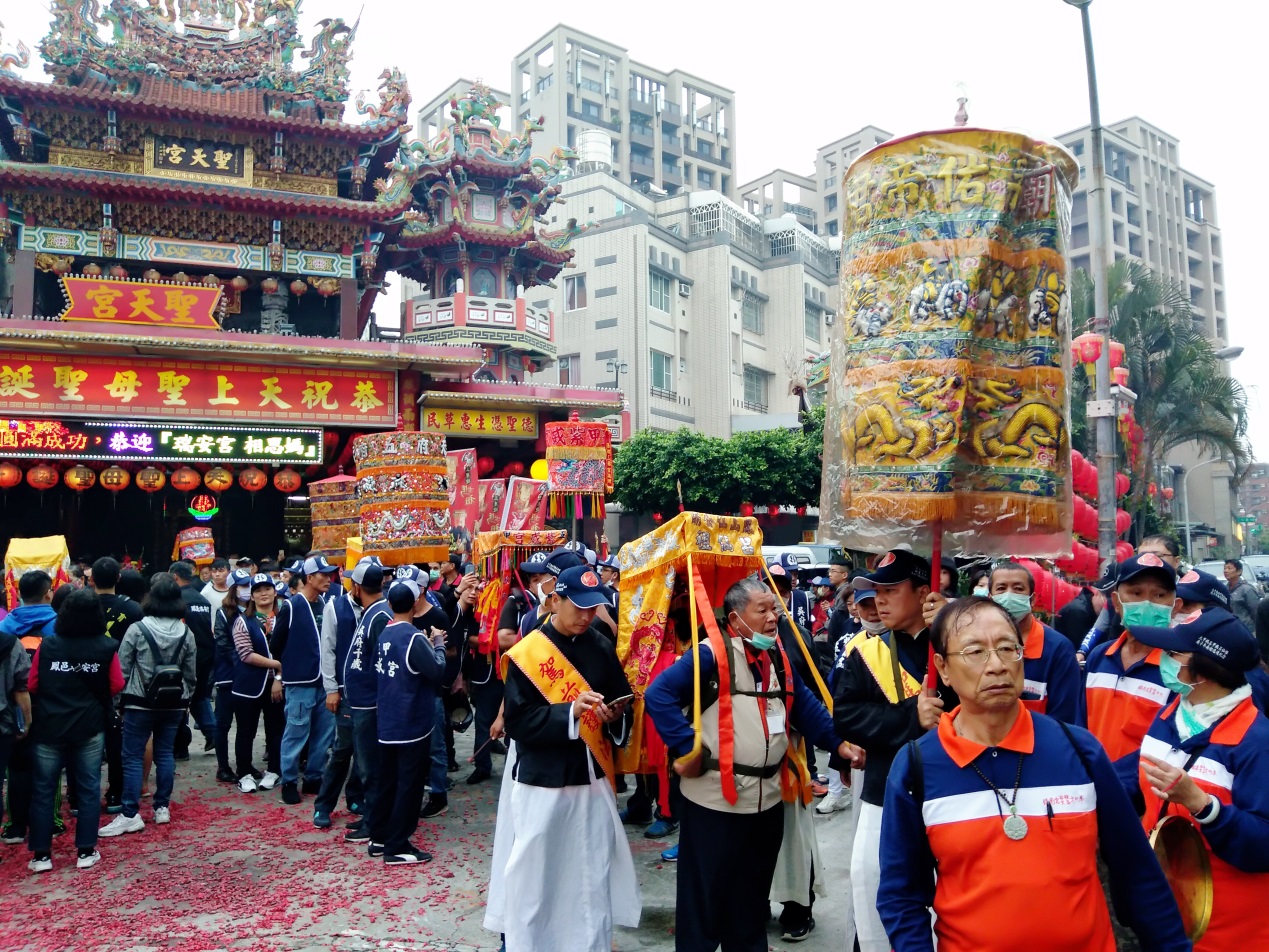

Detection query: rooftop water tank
(577, 129), (612, 173)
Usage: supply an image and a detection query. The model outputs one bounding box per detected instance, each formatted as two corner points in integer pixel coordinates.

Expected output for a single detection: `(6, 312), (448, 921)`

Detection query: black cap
(1176, 569), (1231, 610)
(541, 548), (585, 578)
(1130, 607), (1261, 673)
(1116, 553), (1177, 591)
(854, 549), (932, 590)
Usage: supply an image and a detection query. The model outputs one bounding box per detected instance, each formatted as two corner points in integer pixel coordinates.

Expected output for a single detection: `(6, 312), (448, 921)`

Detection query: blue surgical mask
(972, 586), (990, 597)
(1120, 600), (1174, 629)
(1158, 653), (1193, 697)
(731, 613), (777, 652)
(429, 569), (440, 582)
(992, 592), (1033, 620)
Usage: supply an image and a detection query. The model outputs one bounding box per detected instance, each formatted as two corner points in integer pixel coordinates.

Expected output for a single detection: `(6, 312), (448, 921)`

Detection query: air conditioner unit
(824, 311), (835, 325)
(679, 283), (691, 298)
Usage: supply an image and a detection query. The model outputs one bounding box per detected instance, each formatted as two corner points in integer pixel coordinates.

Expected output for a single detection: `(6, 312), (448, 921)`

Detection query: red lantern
(1162, 486), (1174, 501)
(26, 464), (58, 491)
(261, 277), (279, 294)
(1147, 482), (1158, 497)
(795, 505), (808, 517)
(82, 263), (102, 276)
(1072, 332), (1104, 366)
(108, 264), (128, 279)
(204, 467), (233, 492)
(476, 457), (495, 476)
(0, 462), (21, 490)
(202, 274), (220, 287)
(290, 279), (307, 297)
(1115, 540), (1135, 562)
(652, 512), (663, 524)
(1108, 340), (1126, 369)
(505, 461), (525, 476)
(273, 467), (302, 493)
(739, 502), (755, 517)
(1114, 473), (1131, 498)
(64, 464), (96, 492)
(1115, 508), (1131, 536)
(1111, 366), (1130, 388)
(231, 275), (249, 292)
(136, 467), (166, 492)
(171, 466), (201, 493)
(100, 466), (130, 491)
(239, 466), (268, 492)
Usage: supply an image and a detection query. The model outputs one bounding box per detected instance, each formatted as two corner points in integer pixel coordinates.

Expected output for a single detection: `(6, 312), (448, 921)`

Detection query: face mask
(1120, 600), (1174, 629)
(731, 613), (777, 651)
(992, 592), (1033, 620)
(861, 617), (887, 634)
(429, 569), (440, 582)
(1171, 609), (1202, 628)
(1158, 653), (1193, 697)
(236, 586), (251, 604)
(973, 586), (989, 597)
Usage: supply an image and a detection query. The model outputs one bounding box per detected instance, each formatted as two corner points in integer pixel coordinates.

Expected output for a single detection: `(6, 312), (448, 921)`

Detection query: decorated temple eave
(421, 383), (624, 412)
(0, 317), (483, 372)
(0, 74), (401, 144)
(0, 163), (410, 222)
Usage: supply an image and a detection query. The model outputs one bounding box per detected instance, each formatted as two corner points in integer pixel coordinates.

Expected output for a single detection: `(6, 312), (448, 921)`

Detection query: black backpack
(137, 623), (188, 709)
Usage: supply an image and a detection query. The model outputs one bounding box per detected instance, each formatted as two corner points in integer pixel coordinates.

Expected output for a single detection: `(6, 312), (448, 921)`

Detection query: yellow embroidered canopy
(821, 127), (1078, 558)
(472, 529), (568, 576)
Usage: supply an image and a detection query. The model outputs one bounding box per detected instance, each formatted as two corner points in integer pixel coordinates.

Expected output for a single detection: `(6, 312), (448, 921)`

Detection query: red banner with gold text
(60, 277), (223, 330)
(0, 351), (397, 428)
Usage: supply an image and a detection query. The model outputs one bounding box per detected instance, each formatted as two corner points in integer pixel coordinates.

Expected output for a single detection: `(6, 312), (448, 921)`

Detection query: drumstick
(467, 736), (498, 763)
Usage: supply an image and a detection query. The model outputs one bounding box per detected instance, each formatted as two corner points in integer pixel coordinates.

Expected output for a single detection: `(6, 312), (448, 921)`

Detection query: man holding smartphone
(485, 566), (640, 951)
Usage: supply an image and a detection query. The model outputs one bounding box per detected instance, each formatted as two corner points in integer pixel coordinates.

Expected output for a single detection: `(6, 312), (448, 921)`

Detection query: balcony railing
(650, 386), (678, 400)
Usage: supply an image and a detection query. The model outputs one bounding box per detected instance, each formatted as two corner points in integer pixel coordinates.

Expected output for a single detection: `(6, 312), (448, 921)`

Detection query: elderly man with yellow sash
(833, 549), (957, 952)
(645, 576), (857, 952)
(485, 565), (639, 952)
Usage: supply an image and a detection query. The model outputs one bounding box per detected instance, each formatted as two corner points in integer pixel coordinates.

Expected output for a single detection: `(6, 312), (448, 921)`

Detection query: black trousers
(369, 737), (430, 856)
(232, 692), (283, 777)
(675, 797), (784, 952)
(627, 772), (683, 821)
(104, 706), (123, 804)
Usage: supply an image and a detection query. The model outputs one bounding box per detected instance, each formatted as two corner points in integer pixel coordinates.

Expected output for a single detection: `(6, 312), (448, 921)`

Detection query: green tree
(1070, 260), (1252, 533)
(613, 406), (825, 516)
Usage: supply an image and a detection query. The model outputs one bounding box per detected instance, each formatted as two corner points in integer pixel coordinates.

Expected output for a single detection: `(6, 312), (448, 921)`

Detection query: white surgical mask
(861, 617), (887, 634)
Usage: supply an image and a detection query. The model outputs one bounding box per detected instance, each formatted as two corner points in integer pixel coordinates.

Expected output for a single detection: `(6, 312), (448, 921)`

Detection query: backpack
(137, 622), (188, 709)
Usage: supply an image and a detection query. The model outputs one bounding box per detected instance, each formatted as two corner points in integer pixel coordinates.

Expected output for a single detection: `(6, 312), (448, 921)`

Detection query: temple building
(0, 1), (619, 563)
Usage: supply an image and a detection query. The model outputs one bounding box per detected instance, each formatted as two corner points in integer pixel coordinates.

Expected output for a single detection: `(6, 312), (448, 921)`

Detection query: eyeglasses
(945, 643), (1025, 666)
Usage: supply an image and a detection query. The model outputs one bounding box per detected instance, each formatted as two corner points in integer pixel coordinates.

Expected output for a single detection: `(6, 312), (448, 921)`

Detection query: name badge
(766, 711), (786, 735)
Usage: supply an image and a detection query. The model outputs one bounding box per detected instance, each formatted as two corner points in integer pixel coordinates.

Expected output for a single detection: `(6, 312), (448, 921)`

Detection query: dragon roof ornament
(0, 22), (31, 78)
(35, 0), (381, 120)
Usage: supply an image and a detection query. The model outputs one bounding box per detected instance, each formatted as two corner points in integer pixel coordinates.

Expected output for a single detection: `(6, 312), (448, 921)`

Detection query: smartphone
(606, 694), (635, 707)
(462, 563), (478, 576)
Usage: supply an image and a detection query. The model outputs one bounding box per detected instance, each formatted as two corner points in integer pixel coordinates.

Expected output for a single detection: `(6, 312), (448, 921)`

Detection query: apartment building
(415, 78), (512, 141)
(507, 25), (737, 199)
(513, 166), (835, 438)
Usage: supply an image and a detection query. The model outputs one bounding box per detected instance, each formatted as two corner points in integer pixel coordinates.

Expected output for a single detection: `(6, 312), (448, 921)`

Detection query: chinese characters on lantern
(422, 407), (539, 439)
(0, 353), (397, 427)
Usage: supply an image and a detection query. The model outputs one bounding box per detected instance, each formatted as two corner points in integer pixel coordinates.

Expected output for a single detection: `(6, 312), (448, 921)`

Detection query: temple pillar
(12, 248), (35, 318)
(339, 278), (357, 339)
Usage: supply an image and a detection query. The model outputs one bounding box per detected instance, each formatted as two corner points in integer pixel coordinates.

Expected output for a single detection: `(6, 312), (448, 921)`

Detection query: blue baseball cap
(553, 565), (610, 609)
(302, 555), (338, 577)
(229, 568), (253, 589)
(769, 553), (801, 575)
(540, 548), (585, 578)
(1115, 553), (1176, 590)
(273, 581), (289, 597)
(810, 576), (831, 587)
(518, 550), (553, 575)
(597, 556), (620, 572)
(250, 572), (274, 590)
(1175, 569), (1231, 610)
(854, 549), (931, 590)
(1130, 607), (1261, 673)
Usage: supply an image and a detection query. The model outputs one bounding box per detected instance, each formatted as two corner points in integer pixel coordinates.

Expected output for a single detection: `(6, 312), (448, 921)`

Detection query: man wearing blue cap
(771, 554), (811, 633)
(485, 565), (639, 951)
(270, 556), (340, 805)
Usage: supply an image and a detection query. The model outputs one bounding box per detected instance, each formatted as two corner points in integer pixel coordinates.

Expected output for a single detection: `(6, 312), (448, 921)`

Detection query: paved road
(0, 731), (858, 951)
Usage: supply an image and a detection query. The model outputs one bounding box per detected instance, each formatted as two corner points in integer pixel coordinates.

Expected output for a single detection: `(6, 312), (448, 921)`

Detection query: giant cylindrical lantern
(308, 473), (358, 562)
(353, 431), (450, 564)
(820, 128), (1077, 558)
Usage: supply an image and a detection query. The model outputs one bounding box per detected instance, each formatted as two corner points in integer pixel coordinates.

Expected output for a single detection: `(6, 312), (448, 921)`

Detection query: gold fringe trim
(545, 446), (610, 460)
(361, 544), (450, 566)
(842, 238), (1066, 276)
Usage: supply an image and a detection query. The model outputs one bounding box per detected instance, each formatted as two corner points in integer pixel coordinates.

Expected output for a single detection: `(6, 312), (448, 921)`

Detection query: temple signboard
(144, 135), (253, 185)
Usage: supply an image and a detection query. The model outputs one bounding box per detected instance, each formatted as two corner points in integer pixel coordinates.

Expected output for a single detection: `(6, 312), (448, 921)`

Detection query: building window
(741, 295), (764, 334)
(697, 168), (715, 188)
(805, 305), (820, 343)
(826, 221), (838, 236)
(649, 271), (671, 312)
(742, 366), (768, 410)
(558, 354), (578, 386)
(651, 349), (674, 392)
(825, 193), (838, 213)
(565, 274), (587, 311)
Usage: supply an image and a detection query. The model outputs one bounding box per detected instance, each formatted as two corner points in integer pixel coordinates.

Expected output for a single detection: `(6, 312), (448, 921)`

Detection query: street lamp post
(1065, 0), (1118, 565)
(604, 358), (629, 392)
(1178, 457), (1225, 562)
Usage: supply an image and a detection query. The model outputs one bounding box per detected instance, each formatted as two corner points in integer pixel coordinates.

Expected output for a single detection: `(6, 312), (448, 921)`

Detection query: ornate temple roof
(20, 0), (408, 136)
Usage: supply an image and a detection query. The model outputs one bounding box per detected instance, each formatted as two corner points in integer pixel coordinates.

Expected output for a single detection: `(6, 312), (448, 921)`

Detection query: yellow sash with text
(503, 630), (616, 790)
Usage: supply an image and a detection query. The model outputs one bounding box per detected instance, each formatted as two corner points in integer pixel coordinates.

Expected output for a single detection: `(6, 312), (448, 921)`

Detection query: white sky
(5, 0), (1268, 455)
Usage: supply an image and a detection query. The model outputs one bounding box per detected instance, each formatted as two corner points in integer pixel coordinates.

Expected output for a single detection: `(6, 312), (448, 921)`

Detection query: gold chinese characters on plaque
(144, 136), (253, 185)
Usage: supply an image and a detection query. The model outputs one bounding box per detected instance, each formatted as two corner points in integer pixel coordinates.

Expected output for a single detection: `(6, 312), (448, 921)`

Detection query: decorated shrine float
(471, 528), (568, 669)
(4, 535), (71, 615)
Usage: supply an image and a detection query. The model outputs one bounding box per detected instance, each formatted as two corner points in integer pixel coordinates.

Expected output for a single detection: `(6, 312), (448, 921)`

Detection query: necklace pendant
(1002, 813), (1028, 841)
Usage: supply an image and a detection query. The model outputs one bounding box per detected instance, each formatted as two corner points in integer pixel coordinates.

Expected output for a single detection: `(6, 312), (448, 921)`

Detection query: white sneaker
(154, 807), (171, 825)
(815, 791), (851, 815)
(76, 850), (101, 869)
(258, 772), (280, 791)
(99, 813), (144, 837)
(238, 775), (258, 793)
(28, 855), (52, 873)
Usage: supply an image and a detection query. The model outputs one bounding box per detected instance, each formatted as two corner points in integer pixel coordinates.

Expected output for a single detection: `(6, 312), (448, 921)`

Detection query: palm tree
(1069, 259), (1252, 534)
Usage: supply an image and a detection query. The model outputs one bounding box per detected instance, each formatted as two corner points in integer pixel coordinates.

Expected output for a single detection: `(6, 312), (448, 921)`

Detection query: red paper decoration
(171, 467), (201, 492)
(739, 502), (755, 517)
(0, 462), (21, 490)
(26, 464), (58, 491)
(239, 467), (268, 492)
(273, 467), (302, 493)
(652, 512), (663, 524)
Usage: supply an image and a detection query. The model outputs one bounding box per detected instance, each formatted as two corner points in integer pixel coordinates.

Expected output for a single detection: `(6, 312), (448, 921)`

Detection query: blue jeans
(348, 708), (380, 828)
(30, 733), (103, 854)
(122, 708), (183, 818)
(280, 684), (335, 785)
(314, 696), (366, 814)
(190, 696), (215, 740)
(429, 696), (448, 797)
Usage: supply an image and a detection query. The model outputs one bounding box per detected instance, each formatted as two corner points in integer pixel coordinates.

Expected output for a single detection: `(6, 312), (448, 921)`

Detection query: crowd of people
(2, 532), (1267, 952)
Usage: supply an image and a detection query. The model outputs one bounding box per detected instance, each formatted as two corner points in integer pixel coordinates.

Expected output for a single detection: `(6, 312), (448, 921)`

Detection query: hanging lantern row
(73, 265), (317, 298)
(0, 461), (304, 494)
